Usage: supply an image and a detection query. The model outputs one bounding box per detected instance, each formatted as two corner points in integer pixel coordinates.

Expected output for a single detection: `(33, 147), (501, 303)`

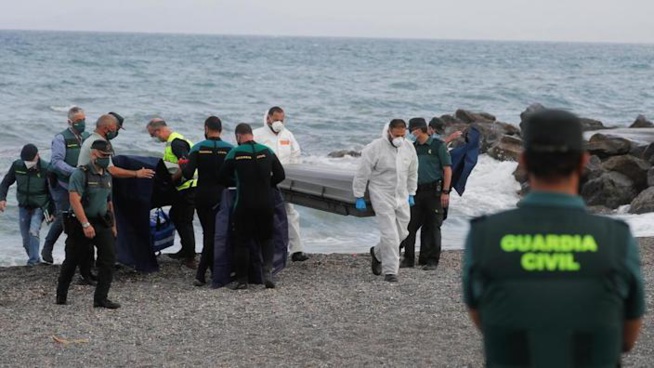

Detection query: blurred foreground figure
(463, 109), (645, 367)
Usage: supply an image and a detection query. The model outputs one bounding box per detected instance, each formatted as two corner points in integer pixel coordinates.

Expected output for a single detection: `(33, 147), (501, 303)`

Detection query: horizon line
(1, 27), (653, 46)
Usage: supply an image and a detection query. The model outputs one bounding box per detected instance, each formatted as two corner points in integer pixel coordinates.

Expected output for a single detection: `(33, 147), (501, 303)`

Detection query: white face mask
(24, 160), (38, 169)
(271, 121), (284, 133)
(391, 136), (405, 148)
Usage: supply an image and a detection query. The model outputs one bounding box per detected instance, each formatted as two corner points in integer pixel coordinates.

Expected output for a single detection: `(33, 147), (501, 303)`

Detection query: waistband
(417, 180), (442, 191)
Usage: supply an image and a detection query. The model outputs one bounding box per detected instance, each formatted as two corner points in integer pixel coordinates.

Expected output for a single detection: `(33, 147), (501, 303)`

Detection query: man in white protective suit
(253, 106), (309, 262)
(353, 119), (418, 282)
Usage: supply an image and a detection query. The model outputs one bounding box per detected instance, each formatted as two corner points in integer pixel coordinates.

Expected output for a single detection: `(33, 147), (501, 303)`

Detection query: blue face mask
(406, 133), (416, 142)
(106, 130), (118, 140)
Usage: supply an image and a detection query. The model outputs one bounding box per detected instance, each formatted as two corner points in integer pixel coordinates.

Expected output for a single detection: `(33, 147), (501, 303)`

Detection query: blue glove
(408, 195), (415, 207)
(355, 198), (367, 211)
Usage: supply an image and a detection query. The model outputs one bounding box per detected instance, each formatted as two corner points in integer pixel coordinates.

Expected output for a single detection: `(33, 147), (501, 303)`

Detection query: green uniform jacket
(463, 192), (645, 367)
(0, 159), (51, 209)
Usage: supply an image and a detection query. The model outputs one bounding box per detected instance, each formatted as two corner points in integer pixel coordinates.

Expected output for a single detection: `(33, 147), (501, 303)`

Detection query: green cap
(522, 109), (584, 153)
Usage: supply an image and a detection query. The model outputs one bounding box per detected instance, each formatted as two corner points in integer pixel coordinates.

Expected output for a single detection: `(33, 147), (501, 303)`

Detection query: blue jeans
(19, 207), (44, 265)
(42, 184), (69, 257)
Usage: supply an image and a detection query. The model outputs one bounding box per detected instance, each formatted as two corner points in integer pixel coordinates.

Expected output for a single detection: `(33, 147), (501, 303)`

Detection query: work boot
(193, 278), (206, 287)
(384, 274), (399, 283)
(291, 252), (309, 262)
(56, 294), (67, 305)
(370, 247), (382, 276)
(400, 258), (414, 268)
(93, 299), (121, 309)
(263, 271), (276, 289)
(422, 262), (438, 271)
(41, 251), (54, 265)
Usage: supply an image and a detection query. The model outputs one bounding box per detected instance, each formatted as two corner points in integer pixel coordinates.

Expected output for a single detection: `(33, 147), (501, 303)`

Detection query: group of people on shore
(0, 104), (646, 365)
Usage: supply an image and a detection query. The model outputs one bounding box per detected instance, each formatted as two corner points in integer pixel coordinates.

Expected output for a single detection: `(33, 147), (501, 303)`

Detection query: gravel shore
(1, 238), (652, 367)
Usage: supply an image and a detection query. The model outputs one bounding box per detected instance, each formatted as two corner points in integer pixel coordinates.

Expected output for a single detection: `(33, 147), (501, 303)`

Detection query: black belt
(417, 180), (442, 192)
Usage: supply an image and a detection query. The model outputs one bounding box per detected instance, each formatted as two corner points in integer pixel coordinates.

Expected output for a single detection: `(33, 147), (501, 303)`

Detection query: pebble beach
(1, 239), (652, 367)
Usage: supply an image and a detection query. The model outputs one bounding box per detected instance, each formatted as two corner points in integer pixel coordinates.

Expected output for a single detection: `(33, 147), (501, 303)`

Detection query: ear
(518, 152), (528, 172)
(579, 152), (590, 171)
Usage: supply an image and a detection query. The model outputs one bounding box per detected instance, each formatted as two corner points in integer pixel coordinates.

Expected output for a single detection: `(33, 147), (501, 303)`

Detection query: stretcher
(278, 164), (375, 217)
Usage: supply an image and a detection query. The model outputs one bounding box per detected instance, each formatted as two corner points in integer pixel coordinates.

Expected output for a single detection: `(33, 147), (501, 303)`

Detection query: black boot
(56, 293), (67, 305)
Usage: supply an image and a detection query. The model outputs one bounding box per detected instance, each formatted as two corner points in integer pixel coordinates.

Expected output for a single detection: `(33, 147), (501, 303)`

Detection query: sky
(1, 0), (654, 44)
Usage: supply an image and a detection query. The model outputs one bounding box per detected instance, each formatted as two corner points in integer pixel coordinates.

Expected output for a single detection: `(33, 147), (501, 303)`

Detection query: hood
(262, 110), (269, 127)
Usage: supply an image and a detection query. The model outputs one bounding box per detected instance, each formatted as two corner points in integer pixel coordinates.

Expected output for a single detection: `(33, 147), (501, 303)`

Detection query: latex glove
(355, 198), (367, 211)
(408, 195), (415, 207)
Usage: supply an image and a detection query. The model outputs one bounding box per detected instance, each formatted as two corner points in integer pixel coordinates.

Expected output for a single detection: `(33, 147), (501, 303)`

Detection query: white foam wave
(49, 105), (75, 112)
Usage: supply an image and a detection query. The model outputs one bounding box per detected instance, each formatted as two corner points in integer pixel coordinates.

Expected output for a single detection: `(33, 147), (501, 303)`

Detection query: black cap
(20, 144), (38, 161)
(90, 140), (113, 154)
(428, 117), (445, 133)
(408, 117), (427, 132)
(109, 112), (125, 130)
(522, 109), (583, 153)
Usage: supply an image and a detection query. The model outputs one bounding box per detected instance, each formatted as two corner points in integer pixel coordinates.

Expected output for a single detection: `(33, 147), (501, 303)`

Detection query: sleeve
(407, 145), (418, 196)
(270, 150), (286, 186)
(182, 149), (198, 180)
(462, 229), (478, 308)
(352, 143), (376, 198)
(624, 234), (646, 319)
(68, 170), (85, 196)
(217, 151), (236, 187)
(51, 134), (76, 176)
(289, 132), (302, 164)
(171, 138), (191, 160)
(438, 142), (452, 166)
(0, 164), (17, 201)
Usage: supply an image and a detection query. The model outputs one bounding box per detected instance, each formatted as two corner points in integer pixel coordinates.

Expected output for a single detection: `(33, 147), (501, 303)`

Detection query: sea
(1, 30), (653, 266)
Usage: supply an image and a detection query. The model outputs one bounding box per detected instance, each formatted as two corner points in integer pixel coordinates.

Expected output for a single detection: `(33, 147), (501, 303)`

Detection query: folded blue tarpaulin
(212, 188), (289, 288)
(449, 126), (481, 196)
(112, 155), (176, 273)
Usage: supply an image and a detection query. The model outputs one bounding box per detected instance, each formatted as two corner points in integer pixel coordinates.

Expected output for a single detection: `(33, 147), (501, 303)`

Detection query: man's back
(221, 142), (285, 210)
(464, 192), (645, 367)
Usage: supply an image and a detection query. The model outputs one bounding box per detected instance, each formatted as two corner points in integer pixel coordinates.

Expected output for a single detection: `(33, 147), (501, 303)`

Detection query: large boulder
(642, 143), (654, 164)
(602, 155), (652, 191)
(472, 122), (521, 154)
(455, 109), (496, 124)
(630, 144), (649, 159)
(649, 167), (654, 187)
(586, 133), (631, 159)
(629, 114), (654, 128)
(439, 114), (464, 125)
(581, 171), (639, 209)
(488, 135), (523, 162)
(629, 187), (654, 214)
(579, 117), (606, 131)
(584, 155), (605, 181)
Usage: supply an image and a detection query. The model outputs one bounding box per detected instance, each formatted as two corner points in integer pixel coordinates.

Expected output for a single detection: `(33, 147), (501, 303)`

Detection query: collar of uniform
(87, 163), (106, 176)
(518, 191), (586, 209)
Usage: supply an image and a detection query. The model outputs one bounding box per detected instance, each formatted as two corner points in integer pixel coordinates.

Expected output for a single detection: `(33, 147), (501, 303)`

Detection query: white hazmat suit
(353, 127), (418, 276)
(253, 117), (304, 255)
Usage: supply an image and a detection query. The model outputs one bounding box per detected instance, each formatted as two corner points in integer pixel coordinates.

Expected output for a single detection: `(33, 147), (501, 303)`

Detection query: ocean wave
(49, 105), (75, 112)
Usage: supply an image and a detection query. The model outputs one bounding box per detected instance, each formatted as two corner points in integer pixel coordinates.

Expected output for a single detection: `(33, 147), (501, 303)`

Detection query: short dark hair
(388, 119), (407, 130)
(205, 116), (222, 132)
(429, 117), (445, 133)
(524, 151), (584, 180)
(235, 123), (252, 135)
(268, 106), (284, 116)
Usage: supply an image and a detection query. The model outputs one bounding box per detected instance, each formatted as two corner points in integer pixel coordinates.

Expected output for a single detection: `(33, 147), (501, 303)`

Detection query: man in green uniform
(218, 123), (285, 290)
(56, 140), (120, 309)
(147, 118), (198, 269)
(462, 109), (645, 367)
(42, 106), (90, 265)
(0, 144), (52, 266)
(400, 118), (452, 270)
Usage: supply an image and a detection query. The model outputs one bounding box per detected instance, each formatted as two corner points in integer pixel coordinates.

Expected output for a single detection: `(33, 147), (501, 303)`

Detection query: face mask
(72, 120), (86, 133)
(95, 157), (110, 169)
(24, 160), (38, 169)
(105, 130), (118, 140)
(406, 133), (416, 142)
(270, 121), (284, 133)
(432, 133), (443, 141)
(391, 136), (405, 148)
